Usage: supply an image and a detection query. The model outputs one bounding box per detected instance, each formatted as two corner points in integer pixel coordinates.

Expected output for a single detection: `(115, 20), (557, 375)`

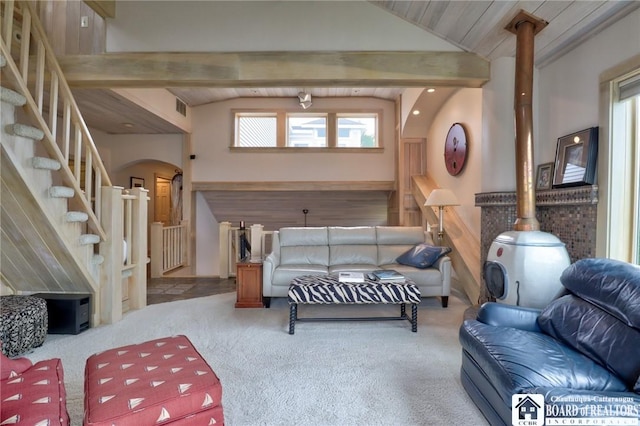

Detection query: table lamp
(424, 189), (459, 241)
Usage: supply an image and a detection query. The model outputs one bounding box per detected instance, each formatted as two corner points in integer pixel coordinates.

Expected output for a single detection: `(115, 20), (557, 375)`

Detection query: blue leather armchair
(459, 258), (640, 425)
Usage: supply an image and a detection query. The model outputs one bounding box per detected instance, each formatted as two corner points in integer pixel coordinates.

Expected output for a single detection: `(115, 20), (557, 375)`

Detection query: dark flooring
(147, 276), (236, 305)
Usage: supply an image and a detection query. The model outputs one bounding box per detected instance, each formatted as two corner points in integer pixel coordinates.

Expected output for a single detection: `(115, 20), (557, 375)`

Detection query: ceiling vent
(175, 98), (187, 117)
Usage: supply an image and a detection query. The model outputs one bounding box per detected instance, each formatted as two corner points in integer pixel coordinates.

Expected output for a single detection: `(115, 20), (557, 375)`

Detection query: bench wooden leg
(288, 303), (297, 335)
(411, 303), (418, 332)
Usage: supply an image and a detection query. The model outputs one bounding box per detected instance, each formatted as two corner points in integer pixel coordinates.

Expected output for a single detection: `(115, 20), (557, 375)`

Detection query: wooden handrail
(1, 0), (112, 240)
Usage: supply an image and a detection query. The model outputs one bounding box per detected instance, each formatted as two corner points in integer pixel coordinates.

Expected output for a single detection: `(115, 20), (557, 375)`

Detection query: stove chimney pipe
(506, 11), (548, 231)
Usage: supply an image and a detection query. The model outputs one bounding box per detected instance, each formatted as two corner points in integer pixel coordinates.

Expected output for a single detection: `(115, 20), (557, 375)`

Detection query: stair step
(49, 186), (75, 198)
(32, 156), (61, 171)
(79, 234), (100, 245)
(0, 87), (26, 106)
(7, 123), (44, 141)
(122, 269), (133, 279)
(66, 211), (89, 223)
(0, 55), (6, 68)
(92, 254), (105, 265)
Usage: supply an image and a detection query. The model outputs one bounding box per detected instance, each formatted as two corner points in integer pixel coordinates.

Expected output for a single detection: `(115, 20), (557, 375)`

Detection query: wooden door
(154, 177), (172, 225)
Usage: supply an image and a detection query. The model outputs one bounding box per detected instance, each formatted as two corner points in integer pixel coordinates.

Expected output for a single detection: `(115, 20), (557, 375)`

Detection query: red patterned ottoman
(84, 335), (224, 425)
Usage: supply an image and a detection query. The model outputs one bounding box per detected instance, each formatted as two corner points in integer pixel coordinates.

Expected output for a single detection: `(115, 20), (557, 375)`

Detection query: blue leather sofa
(459, 258), (640, 425)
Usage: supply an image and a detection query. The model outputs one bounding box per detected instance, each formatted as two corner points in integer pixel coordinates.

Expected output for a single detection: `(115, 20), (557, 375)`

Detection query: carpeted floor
(27, 292), (487, 426)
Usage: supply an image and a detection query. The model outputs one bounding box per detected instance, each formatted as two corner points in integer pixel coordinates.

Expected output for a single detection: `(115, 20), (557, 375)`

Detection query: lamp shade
(424, 189), (460, 207)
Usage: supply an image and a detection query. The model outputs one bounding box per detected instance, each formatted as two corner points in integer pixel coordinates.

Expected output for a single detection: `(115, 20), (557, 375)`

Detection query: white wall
(107, 1), (460, 53)
(92, 130), (184, 174)
(536, 8), (640, 166)
(427, 89), (483, 240)
(481, 57), (516, 192)
(191, 97), (396, 182)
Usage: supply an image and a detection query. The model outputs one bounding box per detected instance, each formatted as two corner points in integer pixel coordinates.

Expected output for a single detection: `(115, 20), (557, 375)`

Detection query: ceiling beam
(84, 0), (115, 18)
(59, 51), (490, 88)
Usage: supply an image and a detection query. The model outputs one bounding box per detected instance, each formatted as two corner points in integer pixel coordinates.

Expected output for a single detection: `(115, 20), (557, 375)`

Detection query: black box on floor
(34, 293), (91, 335)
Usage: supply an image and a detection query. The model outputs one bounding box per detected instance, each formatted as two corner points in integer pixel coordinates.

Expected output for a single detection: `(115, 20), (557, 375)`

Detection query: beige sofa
(262, 226), (451, 307)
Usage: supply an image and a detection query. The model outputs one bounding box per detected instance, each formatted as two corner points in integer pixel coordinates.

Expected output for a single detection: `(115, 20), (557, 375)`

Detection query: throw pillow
(538, 294), (640, 390)
(396, 244), (451, 269)
(560, 258), (640, 329)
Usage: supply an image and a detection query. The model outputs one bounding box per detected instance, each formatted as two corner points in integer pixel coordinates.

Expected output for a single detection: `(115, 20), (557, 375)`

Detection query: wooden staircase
(0, 0), (148, 325)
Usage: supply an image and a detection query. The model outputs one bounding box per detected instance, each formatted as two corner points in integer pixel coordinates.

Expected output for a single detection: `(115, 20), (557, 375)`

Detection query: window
(287, 115), (327, 147)
(604, 69), (640, 264)
(235, 113), (277, 147)
(233, 110), (380, 150)
(337, 114), (377, 147)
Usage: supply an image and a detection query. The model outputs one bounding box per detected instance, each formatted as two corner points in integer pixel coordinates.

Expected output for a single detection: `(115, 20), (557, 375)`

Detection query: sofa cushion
(460, 320), (628, 405)
(538, 294), (640, 389)
(272, 266), (328, 286)
(396, 244), (451, 269)
(328, 226), (377, 245)
(280, 246), (329, 266)
(382, 264), (443, 287)
(560, 258), (640, 329)
(279, 227), (328, 247)
(0, 358), (69, 426)
(330, 245), (377, 266)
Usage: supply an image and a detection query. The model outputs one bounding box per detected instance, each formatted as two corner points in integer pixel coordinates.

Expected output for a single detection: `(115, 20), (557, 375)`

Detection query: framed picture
(552, 127), (598, 188)
(535, 162), (554, 191)
(130, 177), (145, 188)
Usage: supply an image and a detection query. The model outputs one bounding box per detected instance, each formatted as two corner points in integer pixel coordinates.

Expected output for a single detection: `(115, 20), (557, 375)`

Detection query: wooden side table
(235, 260), (264, 308)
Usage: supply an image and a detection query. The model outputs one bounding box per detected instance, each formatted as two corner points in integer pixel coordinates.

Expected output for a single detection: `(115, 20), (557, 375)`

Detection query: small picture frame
(552, 127), (598, 188)
(535, 162), (554, 191)
(130, 176), (145, 188)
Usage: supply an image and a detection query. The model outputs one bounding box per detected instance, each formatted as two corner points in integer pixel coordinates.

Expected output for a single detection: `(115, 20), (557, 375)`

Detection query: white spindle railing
(218, 222), (271, 278)
(0, 0), (112, 240)
(150, 222), (189, 277)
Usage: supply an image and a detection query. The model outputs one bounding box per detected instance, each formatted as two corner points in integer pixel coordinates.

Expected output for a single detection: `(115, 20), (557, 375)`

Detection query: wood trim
(58, 51), (490, 88)
(192, 181), (395, 192)
(228, 147), (384, 154)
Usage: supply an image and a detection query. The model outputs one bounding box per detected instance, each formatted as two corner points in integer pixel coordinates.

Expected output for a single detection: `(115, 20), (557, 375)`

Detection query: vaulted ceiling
(73, 0), (640, 134)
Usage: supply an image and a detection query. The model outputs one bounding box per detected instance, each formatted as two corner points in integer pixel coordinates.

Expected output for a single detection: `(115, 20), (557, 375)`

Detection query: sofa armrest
(262, 252), (279, 297)
(433, 255), (451, 295)
(477, 302), (542, 333)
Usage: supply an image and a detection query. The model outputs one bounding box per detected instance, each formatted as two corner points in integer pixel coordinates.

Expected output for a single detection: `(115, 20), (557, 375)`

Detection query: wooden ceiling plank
(442, 1), (493, 46)
(59, 51), (490, 89)
(461, 1), (528, 51)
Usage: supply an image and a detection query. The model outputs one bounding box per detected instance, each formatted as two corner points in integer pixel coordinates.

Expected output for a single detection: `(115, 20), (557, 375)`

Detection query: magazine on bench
(372, 270), (405, 283)
(338, 272), (365, 283)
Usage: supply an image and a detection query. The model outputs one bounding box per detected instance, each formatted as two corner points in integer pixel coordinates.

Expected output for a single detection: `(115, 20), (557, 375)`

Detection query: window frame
(231, 108), (383, 152)
(597, 62), (640, 264)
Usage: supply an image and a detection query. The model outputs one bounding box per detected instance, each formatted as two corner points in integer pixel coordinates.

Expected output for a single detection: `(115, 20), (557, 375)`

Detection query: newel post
(219, 221), (231, 278)
(99, 186), (124, 324)
(129, 187), (148, 309)
(150, 222), (163, 278)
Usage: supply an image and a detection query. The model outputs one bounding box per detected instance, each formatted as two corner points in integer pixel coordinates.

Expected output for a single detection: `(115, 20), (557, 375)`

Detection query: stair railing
(0, 0), (111, 241)
(150, 221), (189, 278)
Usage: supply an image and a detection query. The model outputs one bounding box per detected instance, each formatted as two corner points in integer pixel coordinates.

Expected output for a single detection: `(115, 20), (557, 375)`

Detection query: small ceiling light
(427, 88), (436, 93)
(412, 110), (421, 116)
(123, 123), (134, 128)
(298, 91), (312, 109)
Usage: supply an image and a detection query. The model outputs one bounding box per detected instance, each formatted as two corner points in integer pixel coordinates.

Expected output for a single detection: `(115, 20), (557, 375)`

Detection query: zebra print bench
(288, 275), (421, 334)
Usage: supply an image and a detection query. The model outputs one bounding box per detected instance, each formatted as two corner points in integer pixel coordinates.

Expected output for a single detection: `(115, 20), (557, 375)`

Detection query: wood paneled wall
(38, 0), (105, 56)
(200, 190), (392, 232)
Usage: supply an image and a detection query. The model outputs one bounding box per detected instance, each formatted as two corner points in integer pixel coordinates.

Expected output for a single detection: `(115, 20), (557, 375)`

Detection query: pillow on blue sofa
(560, 258), (640, 329)
(396, 244), (451, 269)
(538, 294), (640, 390)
